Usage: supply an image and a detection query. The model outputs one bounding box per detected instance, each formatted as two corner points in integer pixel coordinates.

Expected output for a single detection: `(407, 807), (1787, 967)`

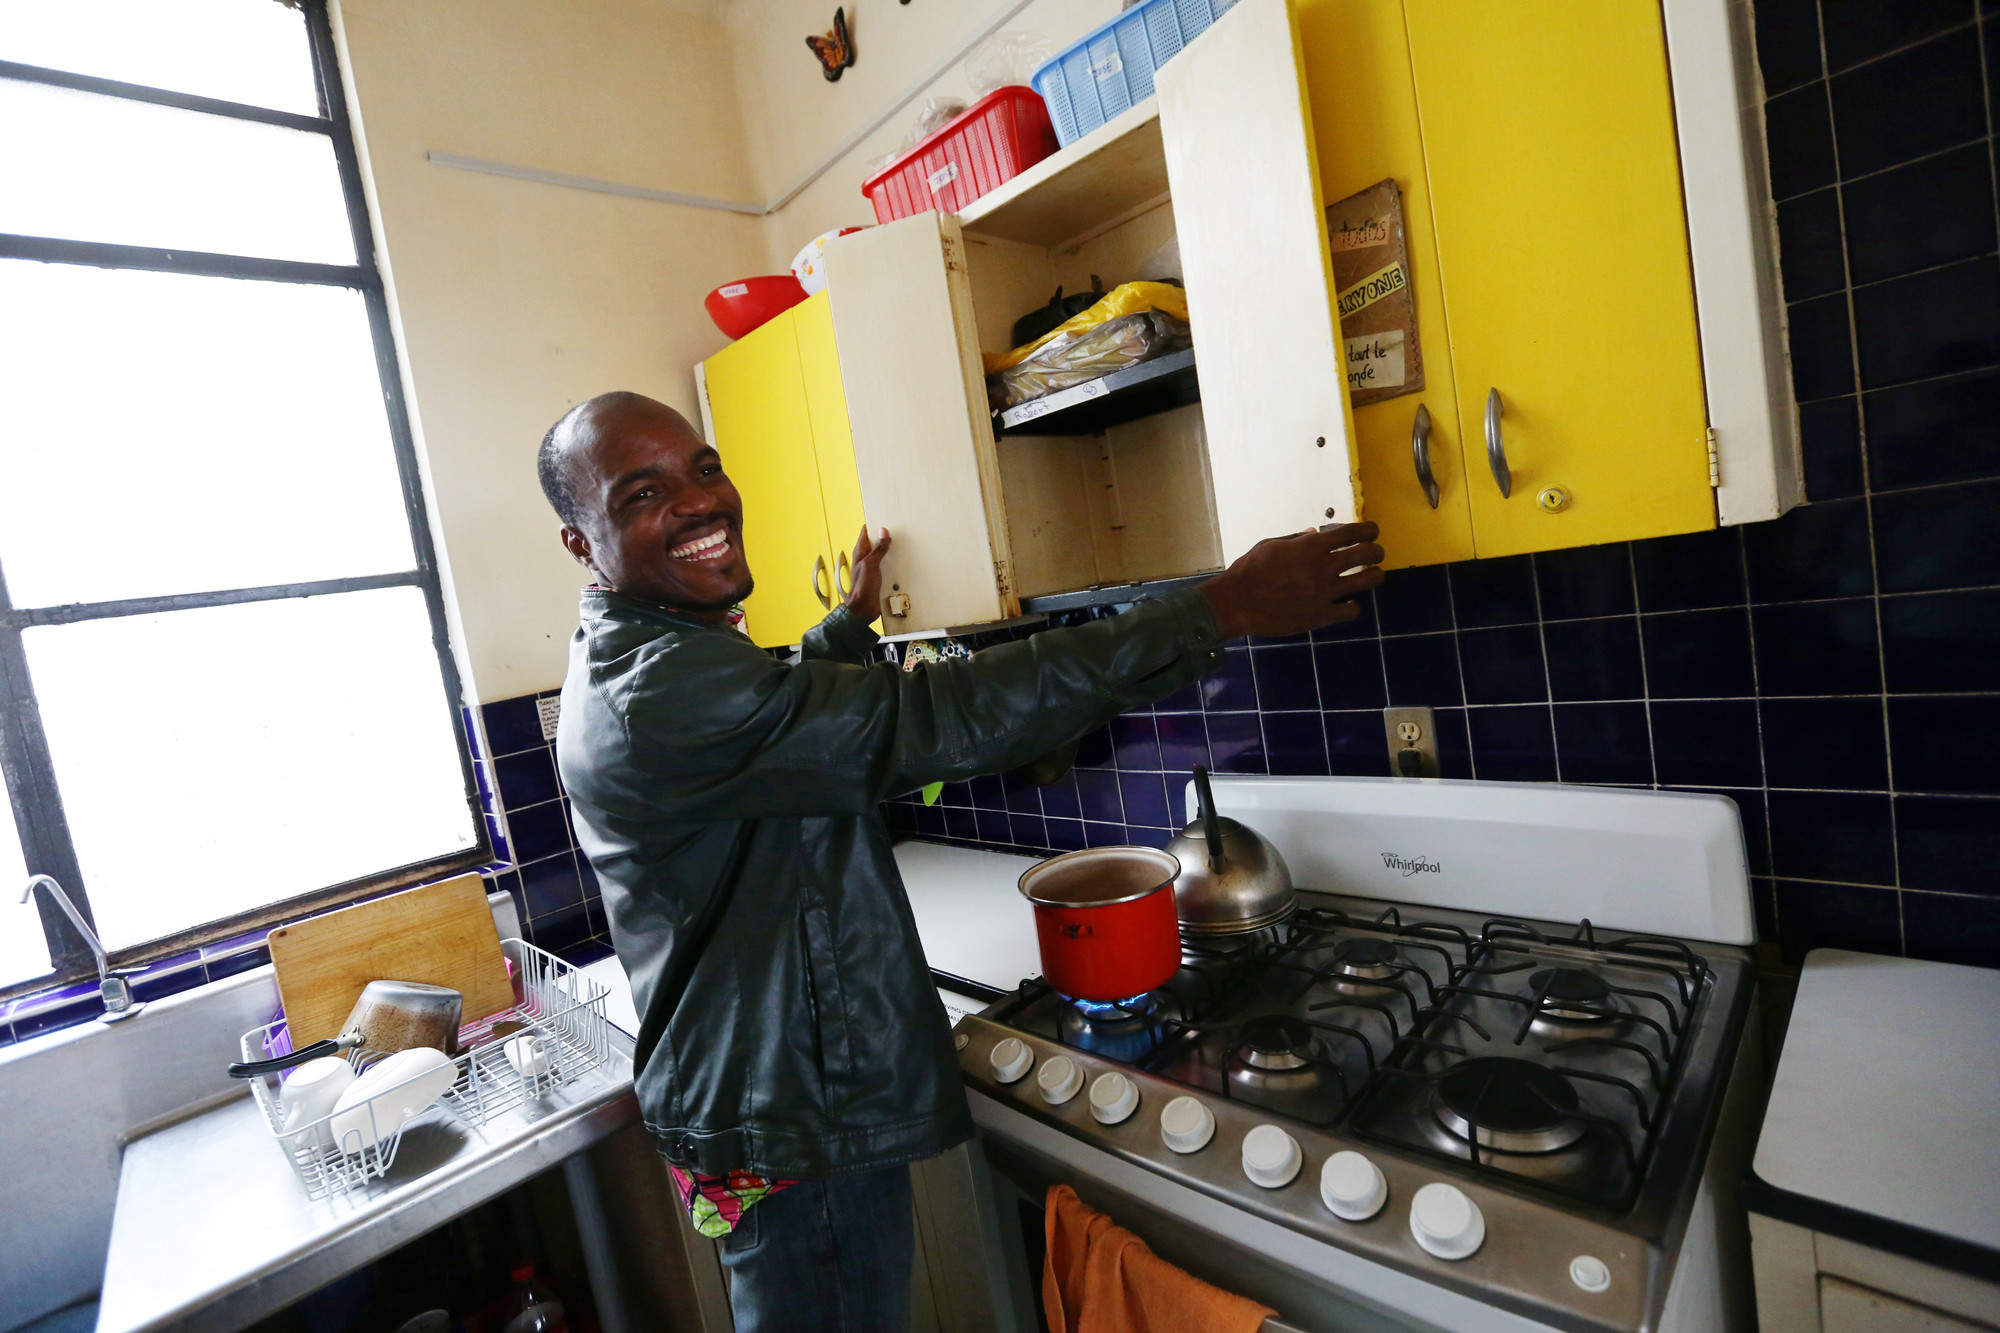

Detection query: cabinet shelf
(992, 347), (1198, 437)
(1019, 572), (1211, 615)
(957, 98), (1168, 252)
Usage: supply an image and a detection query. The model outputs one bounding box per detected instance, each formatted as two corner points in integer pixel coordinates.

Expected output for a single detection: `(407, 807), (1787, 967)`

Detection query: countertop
(1750, 948), (2000, 1267)
(95, 844), (1032, 1333)
(96, 1025), (639, 1333)
(893, 840), (1045, 995)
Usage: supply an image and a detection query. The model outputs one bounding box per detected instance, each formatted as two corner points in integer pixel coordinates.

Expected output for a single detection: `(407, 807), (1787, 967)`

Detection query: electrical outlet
(1383, 706), (1440, 778)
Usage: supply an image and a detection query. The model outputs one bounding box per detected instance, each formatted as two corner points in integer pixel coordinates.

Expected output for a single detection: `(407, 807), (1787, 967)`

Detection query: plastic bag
(965, 31), (1056, 97)
(989, 309), (1192, 410)
(864, 96), (969, 177)
(983, 280), (1191, 374)
(901, 96), (967, 149)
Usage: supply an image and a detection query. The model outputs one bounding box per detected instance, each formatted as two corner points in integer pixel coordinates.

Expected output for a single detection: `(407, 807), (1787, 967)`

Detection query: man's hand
(844, 525), (892, 625)
(1198, 521), (1384, 640)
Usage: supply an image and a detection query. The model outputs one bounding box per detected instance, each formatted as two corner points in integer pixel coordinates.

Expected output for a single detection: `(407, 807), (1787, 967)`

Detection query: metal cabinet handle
(811, 554), (832, 608)
(1411, 403), (1439, 509)
(1485, 388), (1512, 498)
(835, 549), (853, 602)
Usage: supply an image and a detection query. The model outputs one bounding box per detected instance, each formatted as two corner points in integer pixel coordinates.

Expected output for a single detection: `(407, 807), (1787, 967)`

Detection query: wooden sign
(1325, 178), (1424, 408)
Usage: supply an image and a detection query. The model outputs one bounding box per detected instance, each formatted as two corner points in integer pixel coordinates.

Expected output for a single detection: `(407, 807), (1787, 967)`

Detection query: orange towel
(1043, 1183), (1278, 1333)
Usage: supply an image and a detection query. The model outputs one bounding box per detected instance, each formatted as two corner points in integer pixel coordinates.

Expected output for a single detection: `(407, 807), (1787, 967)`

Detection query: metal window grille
(0, 0), (489, 998)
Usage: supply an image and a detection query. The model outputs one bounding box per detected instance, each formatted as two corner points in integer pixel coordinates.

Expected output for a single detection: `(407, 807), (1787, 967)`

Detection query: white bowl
(329, 1047), (457, 1154)
(279, 1056), (356, 1152)
(504, 1032), (549, 1080)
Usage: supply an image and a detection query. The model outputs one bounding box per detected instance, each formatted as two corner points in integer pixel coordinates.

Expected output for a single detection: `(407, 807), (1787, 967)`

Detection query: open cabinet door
(1158, 0), (1360, 563)
(823, 212), (1016, 633)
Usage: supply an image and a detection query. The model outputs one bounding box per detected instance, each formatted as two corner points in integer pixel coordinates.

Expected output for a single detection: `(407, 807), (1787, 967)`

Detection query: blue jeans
(718, 1163), (914, 1333)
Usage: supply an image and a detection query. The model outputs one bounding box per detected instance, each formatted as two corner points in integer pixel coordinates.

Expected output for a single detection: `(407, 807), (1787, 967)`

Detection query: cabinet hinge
(993, 558), (1013, 596)
(1705, 427), (1721, 488)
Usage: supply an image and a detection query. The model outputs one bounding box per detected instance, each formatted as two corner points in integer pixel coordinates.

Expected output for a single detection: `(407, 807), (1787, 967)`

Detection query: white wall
(332, 0), (1131, 701)
(330, 0), (766, 702)
(728, 0), (1124, 267)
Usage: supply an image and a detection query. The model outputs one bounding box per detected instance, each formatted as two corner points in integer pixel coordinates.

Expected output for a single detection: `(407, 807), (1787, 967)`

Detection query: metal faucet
(21, 874), (143, 1022)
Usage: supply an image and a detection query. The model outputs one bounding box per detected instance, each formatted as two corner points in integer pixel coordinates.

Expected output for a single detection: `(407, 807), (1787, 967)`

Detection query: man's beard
(671, 574), (754, 613)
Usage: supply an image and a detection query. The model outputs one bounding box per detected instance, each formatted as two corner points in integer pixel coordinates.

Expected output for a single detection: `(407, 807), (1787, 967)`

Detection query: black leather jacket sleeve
(799, 603), (880, 665)
(610, 589), (1224, 824)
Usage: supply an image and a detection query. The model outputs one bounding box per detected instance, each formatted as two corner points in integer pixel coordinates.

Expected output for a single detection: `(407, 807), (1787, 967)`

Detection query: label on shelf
(927, 162), (959, 193)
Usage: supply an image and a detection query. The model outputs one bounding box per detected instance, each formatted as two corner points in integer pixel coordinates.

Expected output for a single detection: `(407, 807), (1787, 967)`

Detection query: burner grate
(975, 899), (1719, 1212)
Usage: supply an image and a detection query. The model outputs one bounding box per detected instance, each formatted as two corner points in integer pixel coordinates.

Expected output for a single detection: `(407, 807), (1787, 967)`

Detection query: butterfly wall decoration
(806, 7), (855, 82)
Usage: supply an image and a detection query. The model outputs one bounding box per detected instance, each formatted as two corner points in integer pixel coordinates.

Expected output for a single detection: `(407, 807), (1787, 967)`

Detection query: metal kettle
(1166, 767), (1296, 937)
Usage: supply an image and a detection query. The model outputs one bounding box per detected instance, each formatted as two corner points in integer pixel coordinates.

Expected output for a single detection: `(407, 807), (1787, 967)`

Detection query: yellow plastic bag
(982, 281), (1190, 375)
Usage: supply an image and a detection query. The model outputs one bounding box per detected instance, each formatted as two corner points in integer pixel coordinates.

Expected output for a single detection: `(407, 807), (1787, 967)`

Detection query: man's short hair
(537, 391), (655, 527)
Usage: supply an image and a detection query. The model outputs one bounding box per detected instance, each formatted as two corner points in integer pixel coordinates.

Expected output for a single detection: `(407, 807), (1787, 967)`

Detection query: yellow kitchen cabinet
(1403, 1), (1709, 556)
(794, 293), (868, 593)
(1302, 0), (1796, 562)
(1297, 0), (1474, 569)
(694, 291), (862, 649)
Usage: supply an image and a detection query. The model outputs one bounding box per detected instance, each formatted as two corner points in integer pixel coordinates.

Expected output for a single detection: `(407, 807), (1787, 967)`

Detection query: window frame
(0, 0), (490, 1001)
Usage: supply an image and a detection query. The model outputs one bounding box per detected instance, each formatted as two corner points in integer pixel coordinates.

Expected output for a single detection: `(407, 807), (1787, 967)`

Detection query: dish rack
(238, 938), (613, 1202)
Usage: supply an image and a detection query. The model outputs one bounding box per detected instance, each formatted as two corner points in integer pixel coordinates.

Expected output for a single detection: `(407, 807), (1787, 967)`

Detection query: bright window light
(0, 261), (417, 607)
(0, 79), (352, 264)
(0, 0), (318, 114)
(25, 589), (479, 952)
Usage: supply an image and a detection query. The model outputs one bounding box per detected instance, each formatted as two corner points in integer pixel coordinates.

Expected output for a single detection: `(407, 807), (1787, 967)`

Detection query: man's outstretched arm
(614, 523), (1383, 822)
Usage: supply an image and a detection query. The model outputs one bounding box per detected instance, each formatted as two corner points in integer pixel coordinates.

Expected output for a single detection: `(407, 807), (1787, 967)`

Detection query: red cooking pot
(1018, 846), (1183, 1002)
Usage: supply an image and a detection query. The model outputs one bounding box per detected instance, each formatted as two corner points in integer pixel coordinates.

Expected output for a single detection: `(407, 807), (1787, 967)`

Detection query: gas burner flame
(1064, 993), (1154, 1020)
(1057, 992), (1162, 1063)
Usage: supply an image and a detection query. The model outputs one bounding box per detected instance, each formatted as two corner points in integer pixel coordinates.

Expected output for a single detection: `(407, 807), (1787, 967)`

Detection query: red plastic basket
(862, 86), (1059, 224)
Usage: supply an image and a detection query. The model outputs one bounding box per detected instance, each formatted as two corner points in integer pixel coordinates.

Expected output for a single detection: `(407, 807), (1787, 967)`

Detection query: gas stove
(950, 777), (1763, 1333)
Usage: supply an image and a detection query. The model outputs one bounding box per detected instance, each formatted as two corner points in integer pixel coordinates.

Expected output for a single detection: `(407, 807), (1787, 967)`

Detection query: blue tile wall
(878, 0), (2000, 971)
(474, 690), (609, 961)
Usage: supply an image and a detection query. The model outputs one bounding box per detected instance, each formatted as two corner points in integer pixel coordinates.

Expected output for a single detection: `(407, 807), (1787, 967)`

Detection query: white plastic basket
(239, 938), (613, 1201)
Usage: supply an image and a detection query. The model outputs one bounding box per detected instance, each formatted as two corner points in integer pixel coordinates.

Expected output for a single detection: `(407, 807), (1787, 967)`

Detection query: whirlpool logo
(1381, 852), (1441, 878)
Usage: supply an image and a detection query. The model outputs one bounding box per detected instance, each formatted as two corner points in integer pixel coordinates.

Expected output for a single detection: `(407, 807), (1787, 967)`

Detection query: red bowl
(705, 274), (809, 340)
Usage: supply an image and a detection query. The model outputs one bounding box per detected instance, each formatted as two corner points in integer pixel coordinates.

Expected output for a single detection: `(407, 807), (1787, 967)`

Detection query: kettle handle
(1192, 766), (1226, 873)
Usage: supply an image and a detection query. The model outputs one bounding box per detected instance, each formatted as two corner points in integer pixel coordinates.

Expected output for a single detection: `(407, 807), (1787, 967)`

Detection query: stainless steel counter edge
(97, 1032), (640, 1333)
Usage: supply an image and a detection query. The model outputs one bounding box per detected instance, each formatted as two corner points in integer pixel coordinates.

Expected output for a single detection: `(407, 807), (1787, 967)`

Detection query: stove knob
(1409, 1182), (1485, 1261)
(1240, 1125), (1303, 1188)
(990, 1037), (1032, 1084)
(1159, 1096), (1215, 1153)
(1570, 1255), (1612, 1293)
(1088, 1072), (1139, 1125)
(1037, 1055), (1083, 1104)
(1320, 1150), (1388, 1221)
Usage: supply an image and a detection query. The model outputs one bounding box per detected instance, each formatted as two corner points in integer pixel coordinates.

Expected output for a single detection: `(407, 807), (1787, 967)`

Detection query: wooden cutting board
(268, 874), (515, 1047)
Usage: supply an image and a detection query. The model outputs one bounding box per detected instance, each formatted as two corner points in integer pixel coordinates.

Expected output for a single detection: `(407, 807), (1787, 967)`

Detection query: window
(0, 0), (486, 995)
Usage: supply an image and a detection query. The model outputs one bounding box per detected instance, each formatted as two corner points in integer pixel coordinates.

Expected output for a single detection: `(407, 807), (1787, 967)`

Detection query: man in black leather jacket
(541, 391), (1383, 1332)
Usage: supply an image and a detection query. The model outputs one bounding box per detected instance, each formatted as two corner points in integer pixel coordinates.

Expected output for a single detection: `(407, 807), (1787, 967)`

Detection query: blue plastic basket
(1030, 0), (1240, 147)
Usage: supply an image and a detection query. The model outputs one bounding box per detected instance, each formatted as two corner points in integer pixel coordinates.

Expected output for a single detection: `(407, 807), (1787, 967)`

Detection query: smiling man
(538, 390), (1383, 1332)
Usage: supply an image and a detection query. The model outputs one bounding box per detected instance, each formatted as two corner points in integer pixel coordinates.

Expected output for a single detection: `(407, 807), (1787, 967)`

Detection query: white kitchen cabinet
(824, 0), (1355, 634)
